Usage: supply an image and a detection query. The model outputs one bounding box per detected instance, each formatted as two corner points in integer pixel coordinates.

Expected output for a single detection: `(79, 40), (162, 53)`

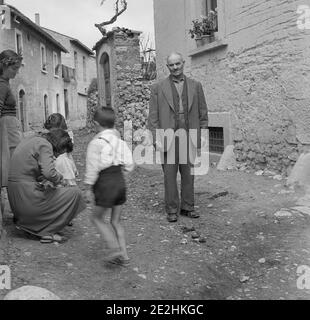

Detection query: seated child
(44, 113), (78, 186)
(55, 152), (78, 186)
(54, 131), (78, 186)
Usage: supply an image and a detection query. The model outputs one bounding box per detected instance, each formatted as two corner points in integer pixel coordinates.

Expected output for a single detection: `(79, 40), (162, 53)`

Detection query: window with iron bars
(209, 127), (224, 154)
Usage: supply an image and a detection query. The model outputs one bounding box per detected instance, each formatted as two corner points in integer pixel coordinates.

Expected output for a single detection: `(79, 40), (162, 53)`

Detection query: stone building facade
(43, 26), (97, 128)
(0, 3), (67, 131)
(93, 29), (150, 140)
(153, 0), (308, 174)
(0, 3), (97, 130)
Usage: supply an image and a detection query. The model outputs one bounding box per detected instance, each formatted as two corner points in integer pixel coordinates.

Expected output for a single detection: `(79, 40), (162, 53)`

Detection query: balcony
(62, 64), (76, 82)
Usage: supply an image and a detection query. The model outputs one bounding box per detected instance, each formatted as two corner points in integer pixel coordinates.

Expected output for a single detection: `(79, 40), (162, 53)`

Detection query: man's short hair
(94, 107), (115, 128)
(166, 52), (184, 64)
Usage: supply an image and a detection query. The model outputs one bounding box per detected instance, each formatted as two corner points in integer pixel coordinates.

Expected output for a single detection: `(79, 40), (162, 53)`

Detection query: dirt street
(1, 130), (310, 300)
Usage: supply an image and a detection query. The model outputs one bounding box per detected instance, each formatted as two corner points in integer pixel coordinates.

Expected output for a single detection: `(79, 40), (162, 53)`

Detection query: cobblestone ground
(1, 130), (310, 300)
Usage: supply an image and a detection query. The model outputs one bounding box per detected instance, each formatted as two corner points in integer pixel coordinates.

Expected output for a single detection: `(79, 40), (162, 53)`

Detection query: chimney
(35, 13), (40, 26)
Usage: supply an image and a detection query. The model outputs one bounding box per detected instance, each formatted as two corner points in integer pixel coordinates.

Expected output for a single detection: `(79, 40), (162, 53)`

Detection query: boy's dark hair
(44, 113), (68, 130)
(44, 128), (73, 157)
(93, 107), (115, 129)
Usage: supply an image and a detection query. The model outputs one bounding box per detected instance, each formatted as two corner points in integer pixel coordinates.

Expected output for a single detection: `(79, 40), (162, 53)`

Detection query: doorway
(64, 89), (69, 120)
(100, 52), (111, 108)
(43, 94), (49, 121)
(56, 93), (60, 113)
(18, 89), (26, 131)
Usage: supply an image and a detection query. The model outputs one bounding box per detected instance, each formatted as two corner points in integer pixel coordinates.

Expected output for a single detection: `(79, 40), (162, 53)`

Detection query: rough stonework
(188, 36), (301, 175)
(115, 79), (151, 142)
(93, 29), (152, 142)
(86, 78), (99, 128)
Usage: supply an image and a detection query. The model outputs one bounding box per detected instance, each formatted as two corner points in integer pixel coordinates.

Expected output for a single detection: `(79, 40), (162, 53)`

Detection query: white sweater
(84, 129), (134, 185)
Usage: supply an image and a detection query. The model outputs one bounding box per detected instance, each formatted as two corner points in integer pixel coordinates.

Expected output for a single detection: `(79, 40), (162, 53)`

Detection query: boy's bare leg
(91, 206), (121, 256)
(111, 205), (129, 260)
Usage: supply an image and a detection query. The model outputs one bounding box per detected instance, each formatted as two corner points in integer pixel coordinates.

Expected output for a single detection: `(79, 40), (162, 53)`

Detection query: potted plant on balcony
(189, 10), (217, 46)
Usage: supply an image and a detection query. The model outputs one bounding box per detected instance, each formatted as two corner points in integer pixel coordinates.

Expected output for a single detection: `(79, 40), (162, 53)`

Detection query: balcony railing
(62, 64), (76, 82)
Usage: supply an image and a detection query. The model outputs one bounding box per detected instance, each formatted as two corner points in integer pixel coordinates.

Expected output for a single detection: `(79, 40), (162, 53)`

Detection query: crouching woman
(7, 128), (86, 243)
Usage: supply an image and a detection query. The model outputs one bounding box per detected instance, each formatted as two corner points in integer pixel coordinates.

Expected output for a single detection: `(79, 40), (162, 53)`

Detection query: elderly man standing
(147, 52), (208, 222)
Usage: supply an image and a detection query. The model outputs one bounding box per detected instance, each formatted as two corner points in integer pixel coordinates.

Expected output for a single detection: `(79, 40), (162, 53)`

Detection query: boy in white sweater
(84, 107), (134, 265)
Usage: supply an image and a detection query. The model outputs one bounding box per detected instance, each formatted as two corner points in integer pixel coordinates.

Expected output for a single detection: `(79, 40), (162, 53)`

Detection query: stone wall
(86, 75), (152, 143)
(94, 30), (152, 142)
(86, 78), (98, 128)
(115, 70), (151, 142)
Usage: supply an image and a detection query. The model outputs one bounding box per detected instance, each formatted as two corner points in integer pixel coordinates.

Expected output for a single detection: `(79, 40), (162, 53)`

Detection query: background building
(0, 3), (67, 131)
(43, 26), (97, 129)
(0, 2), (97, 130)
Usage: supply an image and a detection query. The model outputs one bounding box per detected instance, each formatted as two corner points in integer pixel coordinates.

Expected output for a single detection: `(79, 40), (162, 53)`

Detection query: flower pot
(201, 34), (215, 45)
(195, 37), (203, 47)
(195, 34), (215, 47)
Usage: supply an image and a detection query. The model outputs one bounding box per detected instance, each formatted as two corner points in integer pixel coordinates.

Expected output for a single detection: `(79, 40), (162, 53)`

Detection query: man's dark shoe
(180, 209), (200, 218)
(167, 213), (178, 222)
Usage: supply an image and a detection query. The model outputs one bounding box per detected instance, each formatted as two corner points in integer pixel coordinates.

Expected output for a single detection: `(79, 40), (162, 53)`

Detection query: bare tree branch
(95, 0), (128, 36)
(140, 33), (156, 80)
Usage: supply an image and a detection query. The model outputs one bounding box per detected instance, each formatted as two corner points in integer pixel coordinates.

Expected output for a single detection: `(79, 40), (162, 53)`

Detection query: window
(206, 0), (217, 13)
(56, 93), (60, 113)
(83, 56), (86, 82)
(1, 9), (5, 26)
(53, 51), (59, 77)
(209, 127), (224, 154)
(64, 89), (69, 120)
(15, 29), (23, 55)
(40, 43), (47, 72)
(1, 7), (10, 29)
(44, 94), (49, 120)
(206, 0), (218, 32)
(74, 51), (78, 79)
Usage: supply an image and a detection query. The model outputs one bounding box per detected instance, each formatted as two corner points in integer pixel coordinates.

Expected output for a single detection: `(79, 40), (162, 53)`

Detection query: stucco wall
(43, 28), (97, 127)
(154, 0), (310, 174)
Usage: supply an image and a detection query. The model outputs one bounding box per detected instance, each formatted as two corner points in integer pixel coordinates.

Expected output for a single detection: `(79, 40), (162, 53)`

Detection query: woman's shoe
(108, 257), (130, 266)
(40, 234), (67, 244)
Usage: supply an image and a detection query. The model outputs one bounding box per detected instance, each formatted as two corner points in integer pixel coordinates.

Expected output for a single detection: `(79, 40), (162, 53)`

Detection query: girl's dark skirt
(93, 165), (126, 207)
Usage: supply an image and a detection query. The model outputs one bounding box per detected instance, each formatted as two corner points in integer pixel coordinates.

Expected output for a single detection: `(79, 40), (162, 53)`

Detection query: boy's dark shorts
(93, 165), (126, 207)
